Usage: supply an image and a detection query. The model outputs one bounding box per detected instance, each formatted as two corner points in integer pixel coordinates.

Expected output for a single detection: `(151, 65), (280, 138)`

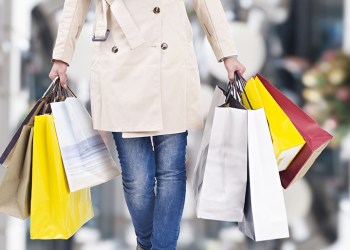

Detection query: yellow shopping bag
(30, 114), (94, 239)
(242, 76), (305, 171)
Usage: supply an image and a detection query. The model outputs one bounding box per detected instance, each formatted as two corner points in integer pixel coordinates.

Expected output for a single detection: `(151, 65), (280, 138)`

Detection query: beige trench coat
(52, 0), (238, 138)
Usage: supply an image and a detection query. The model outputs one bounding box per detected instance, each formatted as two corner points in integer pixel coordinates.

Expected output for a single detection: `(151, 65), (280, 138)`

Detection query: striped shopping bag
(51, 97), (121, 192)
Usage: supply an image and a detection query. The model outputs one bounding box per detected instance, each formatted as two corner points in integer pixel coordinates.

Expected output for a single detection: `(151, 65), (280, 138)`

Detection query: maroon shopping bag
(256, 74), (333, 189)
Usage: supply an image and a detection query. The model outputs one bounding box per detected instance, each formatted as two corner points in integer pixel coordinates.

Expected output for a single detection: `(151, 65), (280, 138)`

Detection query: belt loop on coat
(93, 0), (146, 49)
(93, 0), (110, 41)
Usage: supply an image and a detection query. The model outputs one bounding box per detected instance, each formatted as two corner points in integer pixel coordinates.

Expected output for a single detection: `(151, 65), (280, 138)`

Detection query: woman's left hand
(223, 56), (246, 81)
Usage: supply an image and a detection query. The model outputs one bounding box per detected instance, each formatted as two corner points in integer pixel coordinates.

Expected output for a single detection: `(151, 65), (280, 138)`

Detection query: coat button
(111, 46), (118, 53)
(161, 42), (168, 50)
(153, 7), (160, 14)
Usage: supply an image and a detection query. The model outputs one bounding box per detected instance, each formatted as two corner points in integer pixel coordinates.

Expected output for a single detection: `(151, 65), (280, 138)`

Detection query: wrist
(52, 59), (69, 67)
(223, 55), (238, 62)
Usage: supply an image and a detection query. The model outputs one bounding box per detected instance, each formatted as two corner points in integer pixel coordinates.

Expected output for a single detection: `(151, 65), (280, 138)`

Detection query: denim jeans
(112, 130), (188, 250)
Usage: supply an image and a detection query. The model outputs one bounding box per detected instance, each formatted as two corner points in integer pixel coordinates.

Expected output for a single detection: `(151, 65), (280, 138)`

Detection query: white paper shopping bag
(191, 86), (248, 222)
(238, 108), (290, 241)
(51, 97), (121, 192)
(190, 86), (224, 201)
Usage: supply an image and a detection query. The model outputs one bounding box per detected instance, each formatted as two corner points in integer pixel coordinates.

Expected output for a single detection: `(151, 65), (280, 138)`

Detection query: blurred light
(269, 35), (283, 57)
(125, 223), (137, 248)
(247, 8), (265, 31)
(324, 118), (338, 131)
(225, 10), (235, 21)
(17, 39), (30, 51)
(302, 89), (323, 103)
(251, 0), (286, 8)
(303, 103), (327, 122)
(328, 68), (347, 85)
(281, 241), (297, 250)
(218, 226), (245, 244)
(280, 89), (301, 106)
(55, 10), (63, 23)
(204, 239), (220, 250)
(302, 70), (326, 88)
(1, 41), (11, 53)
(283, 179), (312, 225)
(74, 227), (101, 244)
(178, 221), (195, 246)
(340, 131), (350, 161)
(336, 87), (350, 101)
(319, 61), (332, 73)
(240, 0), (253, 9)
(290, 218), (310, 242)
(266, 6), (289, 23)
(202, 21), (266, 81)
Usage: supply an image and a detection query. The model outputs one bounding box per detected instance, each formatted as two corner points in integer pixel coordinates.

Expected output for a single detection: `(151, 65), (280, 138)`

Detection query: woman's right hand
(49, 60), (68, 89)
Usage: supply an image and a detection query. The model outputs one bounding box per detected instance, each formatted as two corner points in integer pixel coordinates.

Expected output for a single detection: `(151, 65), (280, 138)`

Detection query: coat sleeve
(192, 0), (238, 62)
(52, 0), (92, 66)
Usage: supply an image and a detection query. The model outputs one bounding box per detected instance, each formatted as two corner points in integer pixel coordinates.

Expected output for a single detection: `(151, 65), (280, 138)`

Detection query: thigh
(112, 132), (156, 182)
(152, 130), (188, 180)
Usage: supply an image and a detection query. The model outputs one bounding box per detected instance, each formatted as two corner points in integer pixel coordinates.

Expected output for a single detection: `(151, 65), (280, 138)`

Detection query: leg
(112, 132), (156, 250)
(151, 130), (188, 250)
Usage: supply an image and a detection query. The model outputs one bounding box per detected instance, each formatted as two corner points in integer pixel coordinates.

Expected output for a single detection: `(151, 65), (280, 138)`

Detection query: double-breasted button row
(153, 7), (160, 14)
(110, 43), (167, 53)
(111, 46), (118, 53)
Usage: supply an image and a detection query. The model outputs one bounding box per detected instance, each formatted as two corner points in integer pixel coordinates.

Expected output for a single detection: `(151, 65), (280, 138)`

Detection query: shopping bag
(238, 108), (290, 241)
(30, 114), (94, 239)
(0, 77), (58, 167)
(51, 97), (120, 192)
(0, 125), (33, 219)
(192, 85), (248, 222)
(242, 77), (305, 171)
(0, 101), (45, 167)
(256, 74), (333, 188)
(190, 85), (226, 202)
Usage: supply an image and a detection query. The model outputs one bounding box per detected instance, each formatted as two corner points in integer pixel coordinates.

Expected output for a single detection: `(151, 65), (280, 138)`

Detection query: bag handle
(38, 78), (77, 115)
(231, 71), (254, 110)
(50, 78), (77, 100)
(217, 71), (247, 109)
(41, 76), (60, 99)
(65, 85), (77, 98)
(43, 76), (77, 99)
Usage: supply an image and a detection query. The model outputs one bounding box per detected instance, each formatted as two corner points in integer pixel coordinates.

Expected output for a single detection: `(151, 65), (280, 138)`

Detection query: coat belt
(93, 0), (146, 49)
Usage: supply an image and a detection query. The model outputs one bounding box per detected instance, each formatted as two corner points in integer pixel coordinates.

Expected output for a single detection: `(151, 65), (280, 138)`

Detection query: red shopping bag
(256, 74), (333, 189)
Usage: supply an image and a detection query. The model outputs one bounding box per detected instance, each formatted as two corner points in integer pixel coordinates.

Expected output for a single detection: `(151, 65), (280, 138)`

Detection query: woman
(49, 0), (245, 249)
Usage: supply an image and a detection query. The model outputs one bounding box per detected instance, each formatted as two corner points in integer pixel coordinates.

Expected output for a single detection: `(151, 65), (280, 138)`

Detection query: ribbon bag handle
(218, 70), (259, 110)
(217, 73), (246, 109)
(39, 77), (77, 115)
(41, 76), (60, 99)
(232, 71), (255, 110)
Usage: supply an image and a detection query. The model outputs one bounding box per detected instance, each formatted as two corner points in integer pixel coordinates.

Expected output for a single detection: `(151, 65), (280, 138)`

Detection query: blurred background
(0, 0), (350, 249)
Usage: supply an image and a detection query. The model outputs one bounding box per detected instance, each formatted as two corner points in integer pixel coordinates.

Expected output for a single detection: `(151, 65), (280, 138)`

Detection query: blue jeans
(112, 130), (188, 250)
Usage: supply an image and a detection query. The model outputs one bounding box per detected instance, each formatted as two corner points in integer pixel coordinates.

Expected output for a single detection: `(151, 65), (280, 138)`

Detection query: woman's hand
(223, 56), (246, 82)
(49, 60), (69, 89)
